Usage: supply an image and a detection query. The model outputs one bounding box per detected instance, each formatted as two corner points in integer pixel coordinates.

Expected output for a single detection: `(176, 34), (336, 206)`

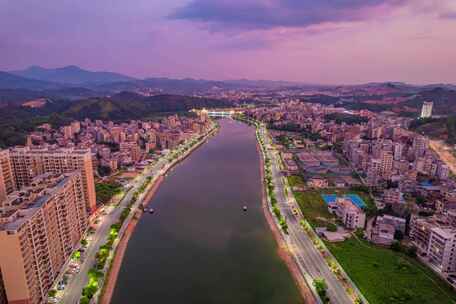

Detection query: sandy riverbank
(256, 141), (316, 304)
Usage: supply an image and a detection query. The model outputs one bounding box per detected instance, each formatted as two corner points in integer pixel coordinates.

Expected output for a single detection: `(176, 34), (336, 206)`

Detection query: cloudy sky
(1, 0), (456, 84)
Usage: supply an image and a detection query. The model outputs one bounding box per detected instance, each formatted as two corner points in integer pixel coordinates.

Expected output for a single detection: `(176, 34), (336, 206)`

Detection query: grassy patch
(95, 182), (123, 205)
(293, 191), (335, 227)
(287, 175), (305, 188)
(326, 237), (456, 304)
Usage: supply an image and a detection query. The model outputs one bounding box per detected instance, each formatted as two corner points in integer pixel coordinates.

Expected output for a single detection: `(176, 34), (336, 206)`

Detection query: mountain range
(10, 65), (136, 85)
(2, 65), (307, 93)
(1, 65), (456, 116)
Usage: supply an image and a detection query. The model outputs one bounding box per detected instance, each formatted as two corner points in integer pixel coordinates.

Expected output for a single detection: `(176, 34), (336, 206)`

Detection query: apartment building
(8, 147), (96, 213)
(410, 216), (435, 253)
(371, 215), (406, 245)
(410, 215), (456, 274)
(0, 151), (15, 204)
(420, 101), (434, 119)
(428, 227), (456, 273)
(0, 173), (88, 304)
(333, 198), (366, 229)
(383, 188), (404, 205)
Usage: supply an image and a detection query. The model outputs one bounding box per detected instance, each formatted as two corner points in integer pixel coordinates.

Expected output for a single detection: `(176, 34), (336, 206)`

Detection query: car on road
(47, 297), (58, 304)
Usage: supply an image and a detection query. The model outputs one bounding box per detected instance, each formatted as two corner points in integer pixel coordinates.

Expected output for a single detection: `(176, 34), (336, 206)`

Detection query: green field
(287, 175), (305, 188)
(326, 237), (456, 304)
(293, 190), (336, 227)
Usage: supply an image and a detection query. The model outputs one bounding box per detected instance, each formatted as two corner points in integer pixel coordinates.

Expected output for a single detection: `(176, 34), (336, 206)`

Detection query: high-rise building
(420, 101), (433, 118)
(393, 142), (403, 161)
(413, 135), (428, 158)
(380, 151), (393, 179)
(0, 151), (15, 204)
(8, 147), (97, 213)
(0, 173), (88, 304)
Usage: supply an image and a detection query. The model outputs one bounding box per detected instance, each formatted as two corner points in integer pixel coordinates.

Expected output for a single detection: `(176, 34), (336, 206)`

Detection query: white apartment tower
(420, 101), (433, 118)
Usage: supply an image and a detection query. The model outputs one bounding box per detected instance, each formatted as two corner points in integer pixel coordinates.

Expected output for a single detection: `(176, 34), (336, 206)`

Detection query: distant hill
(93, 77), (321, 94)
(11, 65), (137, 85)
(0, 87), (101, 108)
(0, 71), (61, 90)
(93, 77), (231, 94)
(64, 92), (233, 120)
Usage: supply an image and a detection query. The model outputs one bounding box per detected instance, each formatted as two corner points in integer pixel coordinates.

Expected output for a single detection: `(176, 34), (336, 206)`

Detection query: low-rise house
(371, 223), (395, 245)
(308, 177), (329, 189)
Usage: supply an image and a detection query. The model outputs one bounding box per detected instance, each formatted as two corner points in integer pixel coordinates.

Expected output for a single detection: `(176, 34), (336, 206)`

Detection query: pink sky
(1, 0), (455, 84)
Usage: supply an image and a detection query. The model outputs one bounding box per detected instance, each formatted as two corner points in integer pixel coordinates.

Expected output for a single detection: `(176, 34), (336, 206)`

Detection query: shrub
(79, 296), (90, 304)
(407, 246), (417, 258)
(326, 223), (337, 232)
(313, 278), (329, 303)
(390, 240), (401, 252)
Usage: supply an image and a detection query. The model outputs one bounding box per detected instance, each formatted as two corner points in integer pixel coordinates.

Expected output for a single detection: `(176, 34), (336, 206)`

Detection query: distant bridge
(206, 111), (235, 117)
(190, 108), (243, 117)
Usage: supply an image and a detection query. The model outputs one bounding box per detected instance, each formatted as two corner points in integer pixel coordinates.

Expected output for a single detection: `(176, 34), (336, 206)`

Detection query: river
(111, 119), (303, 304)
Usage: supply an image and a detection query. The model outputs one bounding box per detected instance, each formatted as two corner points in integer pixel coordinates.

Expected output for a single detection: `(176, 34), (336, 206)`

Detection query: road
(259, 125), (353, 304)
(57, 129), (213, 304)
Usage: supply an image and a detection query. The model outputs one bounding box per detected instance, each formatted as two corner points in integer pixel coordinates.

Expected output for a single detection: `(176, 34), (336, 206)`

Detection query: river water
(112, 119), (303, 304)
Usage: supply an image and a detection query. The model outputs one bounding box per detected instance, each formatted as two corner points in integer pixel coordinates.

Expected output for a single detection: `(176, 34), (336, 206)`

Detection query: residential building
(8, 147), (97, 213)
(333, 198), (366, 229)
(428, 227), (456, 273)
(371, 222), (395, 245)
(0, 151), (15, 204)
(420, 101), (434, 119)
(0, 173), (88, 304)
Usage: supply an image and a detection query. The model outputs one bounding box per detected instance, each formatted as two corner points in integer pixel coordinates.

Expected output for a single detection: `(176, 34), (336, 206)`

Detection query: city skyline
(1, 0), (456, 84)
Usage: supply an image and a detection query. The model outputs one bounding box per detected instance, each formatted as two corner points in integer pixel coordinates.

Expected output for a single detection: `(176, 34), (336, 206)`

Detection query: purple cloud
(441, 12), (456, 19)
(170, 0), (406, 30)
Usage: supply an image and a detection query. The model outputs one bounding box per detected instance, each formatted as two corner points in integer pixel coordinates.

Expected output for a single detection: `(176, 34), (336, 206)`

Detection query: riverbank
(98, 125), (219, 304)
(256, 134), (316, 304)
(99, 176), (164, 304)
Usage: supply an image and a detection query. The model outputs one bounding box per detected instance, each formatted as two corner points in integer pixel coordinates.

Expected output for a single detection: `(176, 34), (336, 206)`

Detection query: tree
(98, 165), (112, 177)
(390, 240), (401, 252)
(407, 246), (417, 258)
(79, 296), (90, 304)
(415, 195), (426, 206)
(327, 223), (337, 232)
(394, 230), (404, 241)
(313, 278), (329, 303)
